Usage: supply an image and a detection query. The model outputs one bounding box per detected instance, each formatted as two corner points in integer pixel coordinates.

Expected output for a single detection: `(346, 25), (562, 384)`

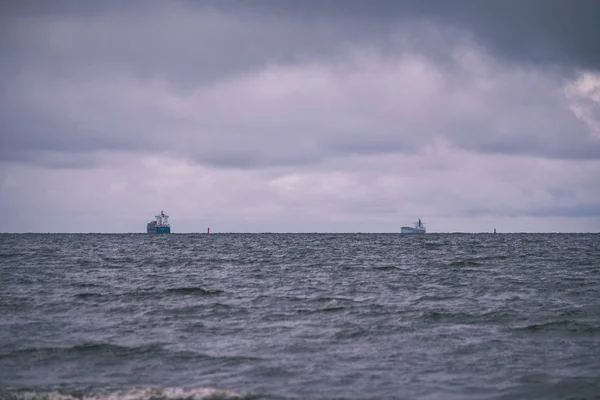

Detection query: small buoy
(494, 228), (496, 234)
(207, 227), (210, 234)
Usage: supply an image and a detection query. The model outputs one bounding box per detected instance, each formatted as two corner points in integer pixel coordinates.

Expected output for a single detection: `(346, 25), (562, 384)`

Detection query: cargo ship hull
(146, 210), (171, 234)
(147, 224), (171, 234)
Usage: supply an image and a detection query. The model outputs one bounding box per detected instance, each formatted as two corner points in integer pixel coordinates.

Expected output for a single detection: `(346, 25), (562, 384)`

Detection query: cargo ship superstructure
(401, 218), (426, 234)
(147, 210), (171, 234)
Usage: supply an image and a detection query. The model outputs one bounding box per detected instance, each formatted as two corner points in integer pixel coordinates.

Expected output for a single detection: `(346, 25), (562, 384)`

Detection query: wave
(2, 343), (164, 358)
(1, 343), (260, 364)
(0, 251), (28, 258)
(411, 294), (459, 303)
(0, 387), (257, 400)
(166, 287), (223, 296)
(74, 292), (104, 299)
(447, 259), (483, 267)
(515, 320), (600, 334)
(372, 265), (397, 270)
(294, 305), (347, 315)
(334, 326), (367, 339)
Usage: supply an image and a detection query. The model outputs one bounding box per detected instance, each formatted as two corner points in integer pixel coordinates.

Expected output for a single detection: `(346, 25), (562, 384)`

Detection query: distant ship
(147, 210), (171, 234)
(401, 218), (426, 234)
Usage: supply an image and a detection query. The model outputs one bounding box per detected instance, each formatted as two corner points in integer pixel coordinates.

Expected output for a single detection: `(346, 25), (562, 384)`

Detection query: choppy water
(1, 233), (599, 400)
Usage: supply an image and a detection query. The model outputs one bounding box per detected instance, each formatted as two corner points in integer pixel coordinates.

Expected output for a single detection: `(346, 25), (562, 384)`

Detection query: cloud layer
(1, 0), (599, 232)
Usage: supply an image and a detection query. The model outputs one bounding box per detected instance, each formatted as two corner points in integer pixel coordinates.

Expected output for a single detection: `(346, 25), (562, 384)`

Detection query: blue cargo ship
(147, 210), (171, 234)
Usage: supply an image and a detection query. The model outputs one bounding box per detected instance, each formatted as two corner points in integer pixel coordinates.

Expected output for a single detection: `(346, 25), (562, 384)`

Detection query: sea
(1, 233), (599, 400)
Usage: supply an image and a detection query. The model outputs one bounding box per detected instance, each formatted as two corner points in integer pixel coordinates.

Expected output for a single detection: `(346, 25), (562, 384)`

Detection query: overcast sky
(1, 0), (599, 233)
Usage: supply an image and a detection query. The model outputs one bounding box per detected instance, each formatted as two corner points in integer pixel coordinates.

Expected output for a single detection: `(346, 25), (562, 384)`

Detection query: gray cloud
(529, 204), (600, 218)
(462, 204), (600, 219)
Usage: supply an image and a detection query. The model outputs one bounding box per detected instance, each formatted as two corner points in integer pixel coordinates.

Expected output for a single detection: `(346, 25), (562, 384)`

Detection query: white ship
(401, 218), (426, 234)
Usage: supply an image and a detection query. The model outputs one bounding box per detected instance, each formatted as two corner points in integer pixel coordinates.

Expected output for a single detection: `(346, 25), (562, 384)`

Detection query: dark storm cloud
(8, 0), (600, 69)
(1, 0), (599, 169)
(4, 0), (599, 80)
(0, 0), (358, 89)
(210, 0), (600, 72)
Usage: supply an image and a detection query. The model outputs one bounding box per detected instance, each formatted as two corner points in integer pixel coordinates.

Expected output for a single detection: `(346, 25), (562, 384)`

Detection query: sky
(1, 0), (599, 233)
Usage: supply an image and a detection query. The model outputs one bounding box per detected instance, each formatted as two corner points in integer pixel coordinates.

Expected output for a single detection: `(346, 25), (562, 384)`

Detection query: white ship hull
(401, 227), (426, 234)
(401, 218), (426, 234)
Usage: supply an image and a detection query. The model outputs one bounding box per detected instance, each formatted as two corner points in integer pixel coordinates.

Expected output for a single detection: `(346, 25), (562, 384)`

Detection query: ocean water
(1, 233), (599, 400)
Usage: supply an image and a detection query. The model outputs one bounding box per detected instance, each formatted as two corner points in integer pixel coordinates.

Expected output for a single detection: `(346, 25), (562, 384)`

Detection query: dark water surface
(1, 233), (599, 400)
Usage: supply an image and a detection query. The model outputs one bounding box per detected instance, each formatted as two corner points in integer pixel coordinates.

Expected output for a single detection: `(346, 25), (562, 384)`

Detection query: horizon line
(1, 231), (598, 235)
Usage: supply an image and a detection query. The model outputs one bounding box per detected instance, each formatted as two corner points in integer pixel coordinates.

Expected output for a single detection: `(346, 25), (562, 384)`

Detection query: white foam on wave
(0, 387), (255, 400)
